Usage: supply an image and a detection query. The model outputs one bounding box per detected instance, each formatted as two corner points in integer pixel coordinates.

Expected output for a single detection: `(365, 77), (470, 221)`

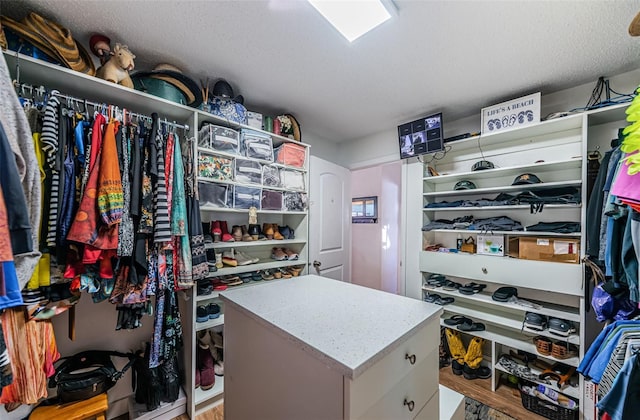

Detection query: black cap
(512, 173), (542, 185)
(471, 160), (494, 171)
(453, 180), (477, 190)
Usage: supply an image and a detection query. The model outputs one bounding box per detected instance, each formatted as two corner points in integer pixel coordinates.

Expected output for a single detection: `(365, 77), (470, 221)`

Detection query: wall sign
(481, 92), (541, 134)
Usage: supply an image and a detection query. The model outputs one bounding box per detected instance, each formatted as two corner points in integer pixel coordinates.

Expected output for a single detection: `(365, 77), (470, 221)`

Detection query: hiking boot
(463, 363), (492, 380)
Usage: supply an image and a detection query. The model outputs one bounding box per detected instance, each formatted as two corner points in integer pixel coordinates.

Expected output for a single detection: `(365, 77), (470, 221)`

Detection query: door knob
(313, 261), (322, 268)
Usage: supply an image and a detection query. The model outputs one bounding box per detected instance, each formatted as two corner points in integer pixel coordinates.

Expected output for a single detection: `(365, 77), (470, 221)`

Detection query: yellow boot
(445, 328), (467, 375)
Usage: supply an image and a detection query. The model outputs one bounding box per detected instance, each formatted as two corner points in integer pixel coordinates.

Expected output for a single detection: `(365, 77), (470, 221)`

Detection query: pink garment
(611, 152), (640, 202)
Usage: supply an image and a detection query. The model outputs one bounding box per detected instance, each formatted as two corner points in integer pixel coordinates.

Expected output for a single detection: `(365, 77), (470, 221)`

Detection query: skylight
(308, 0), (395, 42)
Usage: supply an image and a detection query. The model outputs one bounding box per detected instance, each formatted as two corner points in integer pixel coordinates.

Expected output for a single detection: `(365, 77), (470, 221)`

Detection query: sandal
(424, 294), (455, 305)
(261, 270), (274, 281)
(426, 273), (446, 287)
(442, 280), (462, 291)
(288, 266), (303, 277)
(459, 282), (487, 295)
(457, 321), (486, 332)
(279, 268), (292, 279)
(444, 315), (472, 326)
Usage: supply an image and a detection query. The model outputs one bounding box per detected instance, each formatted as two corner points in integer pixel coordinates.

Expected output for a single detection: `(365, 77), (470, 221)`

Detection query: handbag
(49, 350), (138, 403)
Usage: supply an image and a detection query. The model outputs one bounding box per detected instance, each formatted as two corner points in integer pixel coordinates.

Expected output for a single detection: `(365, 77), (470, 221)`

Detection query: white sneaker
(236, 250), (259, 264)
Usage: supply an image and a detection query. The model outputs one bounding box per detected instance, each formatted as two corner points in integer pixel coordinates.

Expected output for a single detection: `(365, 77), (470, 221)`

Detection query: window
(352, 196), (378, 223)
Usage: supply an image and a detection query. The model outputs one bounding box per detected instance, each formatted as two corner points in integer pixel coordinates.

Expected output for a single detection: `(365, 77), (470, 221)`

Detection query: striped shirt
(153, 130), (171, 243)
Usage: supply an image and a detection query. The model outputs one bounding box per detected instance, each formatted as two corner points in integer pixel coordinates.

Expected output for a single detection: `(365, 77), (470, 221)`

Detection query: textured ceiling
(2, 0), (640, 143)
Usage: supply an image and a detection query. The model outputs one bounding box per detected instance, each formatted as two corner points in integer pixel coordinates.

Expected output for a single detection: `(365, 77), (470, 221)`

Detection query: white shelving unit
(420, 105), (629, 420)
(2, 50), (310, 419)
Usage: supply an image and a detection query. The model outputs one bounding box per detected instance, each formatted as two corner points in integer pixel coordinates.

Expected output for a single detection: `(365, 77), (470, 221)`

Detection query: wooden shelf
(423, 158), (582, 184)
(196, 277), (292, 303)
(439, 364), (547, 420)
(423, 180), (582, 198)
(424, 286), (580, 322)
(205, 239), (306, 249)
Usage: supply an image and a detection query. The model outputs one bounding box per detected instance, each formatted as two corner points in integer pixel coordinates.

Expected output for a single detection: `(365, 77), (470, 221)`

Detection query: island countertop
(219, 274), (442, 379)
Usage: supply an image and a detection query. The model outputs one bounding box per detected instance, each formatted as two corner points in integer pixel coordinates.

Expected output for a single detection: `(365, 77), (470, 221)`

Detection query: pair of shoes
(220, 275), (243, 286)
(278, 225), (295, 239)
(424, 293), (454, 305)
(463, 364), (492, 380)
(210, 220), (234, 242)
(232, 225), (254, 242)
(197, 281), (213, 296)
(273, 268), (292, 279)
(263, 223), (285, 240)
(196, 302), (221, 323)
(451, 359), (464, 375)
(261, 270), (275, 280)
(458, 282), (486, 295)
(248, 224), (261, 240)
(197, 329), (225, 387)
(197, 345), (216, 390)
(444, 315), (485, 331)
(271, 247), (298, 261)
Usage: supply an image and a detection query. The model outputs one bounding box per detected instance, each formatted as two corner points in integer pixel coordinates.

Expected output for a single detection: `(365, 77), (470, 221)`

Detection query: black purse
(49, 350), (138, 403)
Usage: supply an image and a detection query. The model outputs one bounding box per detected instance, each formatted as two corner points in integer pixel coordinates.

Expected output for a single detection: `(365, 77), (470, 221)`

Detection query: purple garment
(611, 152), (640, 202)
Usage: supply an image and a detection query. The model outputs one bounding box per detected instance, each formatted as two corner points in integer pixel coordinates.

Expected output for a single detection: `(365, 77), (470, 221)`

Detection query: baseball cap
(512, 173), (542, 185)
(471, 160), (494, 171)
(453, 180), (477, 190)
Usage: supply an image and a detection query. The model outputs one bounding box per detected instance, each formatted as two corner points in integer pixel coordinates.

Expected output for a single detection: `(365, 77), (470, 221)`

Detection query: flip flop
(459, 282), (487, 295)
(457, 322), (486, 332)
(444, 315), (473, 326)
(443, 280), (462, 291)
(424, 294), (455, 305)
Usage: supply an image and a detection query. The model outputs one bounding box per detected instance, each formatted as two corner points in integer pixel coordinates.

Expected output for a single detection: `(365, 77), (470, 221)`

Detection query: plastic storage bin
(234, 158), (262, 185)
(198, 154), (233, 182)
(199, 182), (232, 208)
(283, 192), (307, 212)
(261, 190), (283, 211)
(199, 124), (239, 154)
(280, 169), (305, 191)
(262, 165), (281, 187)
(274, 143), (306, 168)
(241, 129), (273, 161)
(233, 186), (261, 209)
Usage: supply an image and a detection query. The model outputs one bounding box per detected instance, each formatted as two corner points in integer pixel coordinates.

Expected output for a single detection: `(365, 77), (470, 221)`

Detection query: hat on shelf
(471, 160), (494, 171)
(131, 63), (203, 108)
(212, 78), (244, 104)
(511, 173), (542, 185)
(453, 180), (477, 191)
(1, 12), (95, 75)
(630, 11), (640, 36)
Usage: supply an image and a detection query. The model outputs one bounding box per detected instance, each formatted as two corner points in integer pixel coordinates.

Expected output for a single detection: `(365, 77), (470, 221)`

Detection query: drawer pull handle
(403, 399), (415, 412)
(482, 267), (488, 274)
(405, 353), (416, 365)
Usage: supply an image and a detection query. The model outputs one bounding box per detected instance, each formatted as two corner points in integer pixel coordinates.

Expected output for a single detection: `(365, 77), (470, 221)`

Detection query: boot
(220, 221), (234, 242)
(263, 223), (274, 240)
(463, 337), (485, 369)
(451, 359), (464, 376)
(445, 328), (467, 365)
(248, 224), (261, 241)
(463, 363), (491, 380)
(241, 225), (253, 241)
(231, 225), (243, 242)
(272, 224), (285, 240)
(211, 221), (222, 243)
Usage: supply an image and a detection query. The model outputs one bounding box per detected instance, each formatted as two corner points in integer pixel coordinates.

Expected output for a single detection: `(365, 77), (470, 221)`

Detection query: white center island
(219, 274), (443, 420)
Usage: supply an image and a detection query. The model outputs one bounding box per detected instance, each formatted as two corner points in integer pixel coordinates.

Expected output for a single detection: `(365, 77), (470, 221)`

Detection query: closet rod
(14, 82), (190, 132)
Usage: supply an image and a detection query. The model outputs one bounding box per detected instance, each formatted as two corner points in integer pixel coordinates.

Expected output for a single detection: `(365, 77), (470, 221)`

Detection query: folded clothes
(525, 221), (581, 233)
(469, 216), (523, 231)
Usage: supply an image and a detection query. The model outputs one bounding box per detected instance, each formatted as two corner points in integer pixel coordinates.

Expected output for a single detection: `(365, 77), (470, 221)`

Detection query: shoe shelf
(194, 377), (224, 406)
(196, 277), (290, 303)
(205, 239), (306, 250)
(423, 286), (580, 322)
(423, 180), (582, 198)
(439, 319), (580, 368)
(199, 205), (307, 215)
(440, 302), (580, 345)
(423, 158), (582, 184)
(492, 363), (580, 399)
(196, 315), (225, 332)
(423, 203), (581, 212)
(206, 259), (307, 277)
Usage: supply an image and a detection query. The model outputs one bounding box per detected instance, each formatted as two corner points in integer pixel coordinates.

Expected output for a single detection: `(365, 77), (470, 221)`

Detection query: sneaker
(197, 281), (213, 296)
(236, 250), (259, 264)
(207, 303), (221, 319)
(196, 305), (209, 323)
(234, 250), (255, 266)
(271, 247), (288, 261)
(222, 250), (237, 267)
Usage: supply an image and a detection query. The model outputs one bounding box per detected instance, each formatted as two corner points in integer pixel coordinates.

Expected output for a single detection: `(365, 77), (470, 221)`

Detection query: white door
(309, 156), (351, 282)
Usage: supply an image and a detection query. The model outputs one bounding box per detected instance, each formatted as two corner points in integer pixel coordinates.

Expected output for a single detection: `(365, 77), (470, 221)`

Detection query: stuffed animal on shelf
(95, 43), (136, 88)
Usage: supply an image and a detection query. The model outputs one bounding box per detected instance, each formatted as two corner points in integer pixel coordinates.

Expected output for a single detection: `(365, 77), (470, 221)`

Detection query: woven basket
(519, 383), (578, 420)
(552, 342), (578, 360)
(534, 336), (553, 356)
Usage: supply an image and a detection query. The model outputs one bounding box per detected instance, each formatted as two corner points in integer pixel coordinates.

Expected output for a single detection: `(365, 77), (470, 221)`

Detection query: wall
(351, 161), (401, 293)
(339, 67), (640, 299)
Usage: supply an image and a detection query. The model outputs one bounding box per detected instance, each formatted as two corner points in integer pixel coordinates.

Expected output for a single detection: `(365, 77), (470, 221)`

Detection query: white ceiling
(3, 0), (640, 143)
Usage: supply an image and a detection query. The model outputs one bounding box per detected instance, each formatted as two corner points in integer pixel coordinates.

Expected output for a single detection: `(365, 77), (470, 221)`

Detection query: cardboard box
(477, 234), (504, 256)
(508, 237), (580, 264)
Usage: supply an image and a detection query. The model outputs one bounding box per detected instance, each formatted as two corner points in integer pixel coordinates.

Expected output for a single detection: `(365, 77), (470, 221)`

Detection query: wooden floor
(440, 365), (547, 420)
(173, 403), (223, 420)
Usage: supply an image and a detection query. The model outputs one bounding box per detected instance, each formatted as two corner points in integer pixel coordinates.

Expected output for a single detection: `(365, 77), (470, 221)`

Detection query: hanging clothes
(0, 54), (41, 290)
(117, 124), (134, 257)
